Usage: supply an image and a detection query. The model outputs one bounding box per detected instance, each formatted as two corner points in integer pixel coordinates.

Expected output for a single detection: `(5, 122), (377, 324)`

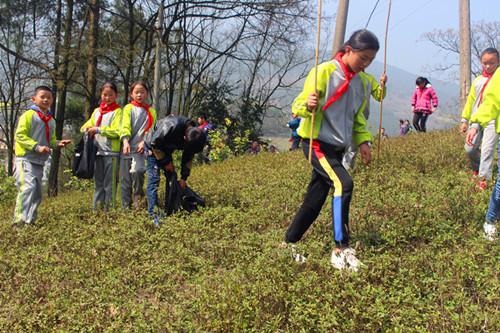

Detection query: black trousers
(413, 111), (429, 132)
(285, 140), (353, 248)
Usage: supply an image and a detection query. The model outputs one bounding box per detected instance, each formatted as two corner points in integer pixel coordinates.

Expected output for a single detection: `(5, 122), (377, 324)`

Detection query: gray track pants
(465, 121), (498, 180)
(94, 155), (119, 210)
(120, 154), (146, 208)
(13, 159), (44, 224)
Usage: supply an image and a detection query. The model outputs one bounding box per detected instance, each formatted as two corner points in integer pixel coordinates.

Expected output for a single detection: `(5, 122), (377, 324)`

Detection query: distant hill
(262, 61), (460, 137)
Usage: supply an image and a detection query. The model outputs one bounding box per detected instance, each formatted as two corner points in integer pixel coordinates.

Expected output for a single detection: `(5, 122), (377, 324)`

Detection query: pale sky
(329, 0), (500, 81)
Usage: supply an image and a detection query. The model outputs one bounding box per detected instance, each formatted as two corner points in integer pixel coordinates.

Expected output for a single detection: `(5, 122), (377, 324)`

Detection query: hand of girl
(380, 74), (388, 86)
(466, 128), (478, 146)
(36, 145), (50, 154)
(359, 142), (371, 165)
(307, 93), (318, 112)
(459, 123), (468, 134)
(122, 139), (130, 155)
(431, 107), (436, 113)
(58, 139), (72, 147)
(87, 127), (99, 137)
(137, 141), (145, 154)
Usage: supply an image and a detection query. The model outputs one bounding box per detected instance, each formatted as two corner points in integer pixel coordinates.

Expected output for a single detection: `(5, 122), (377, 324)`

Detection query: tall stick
(309, 0), (322, 163)
(377, 0), (392, 160)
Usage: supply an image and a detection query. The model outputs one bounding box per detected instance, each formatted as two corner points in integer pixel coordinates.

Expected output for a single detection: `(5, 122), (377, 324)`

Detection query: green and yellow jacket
(81, 106), (122, 156)
(293, 60), (373, 147)
(470, 69), (500, 132)
(15, 107), (57, 165)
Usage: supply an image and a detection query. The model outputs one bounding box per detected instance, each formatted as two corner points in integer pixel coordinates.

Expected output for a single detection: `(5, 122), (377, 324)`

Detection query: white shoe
(330, 249), (348, 270)
(281, 242), (307, 263)
(484, 222), (497, 241)
(290, 244), (307, 263)
(343, 248), (363, 272)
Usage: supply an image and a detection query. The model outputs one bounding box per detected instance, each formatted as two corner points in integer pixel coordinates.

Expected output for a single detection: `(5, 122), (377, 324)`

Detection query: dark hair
(341, 29), (380, 53)
(185, 127), (206, 153)
(481, 47), (499, 60)
(198, 113), (207, 121)
(130, 81), (149, 94)
(416, 77), (430, 86)
(100, 81), (118, 94)
(399, 119), (404, 124)
(34, 85), (53, 95)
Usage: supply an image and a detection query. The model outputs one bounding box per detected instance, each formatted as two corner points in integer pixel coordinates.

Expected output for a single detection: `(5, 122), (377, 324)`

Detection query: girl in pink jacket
(411, 77), (439, 132)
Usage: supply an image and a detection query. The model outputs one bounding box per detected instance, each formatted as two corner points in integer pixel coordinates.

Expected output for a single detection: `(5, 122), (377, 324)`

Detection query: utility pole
(459, 0), (471, 110)
(332, 0), (349, 57)
(152, 1), (164, 111)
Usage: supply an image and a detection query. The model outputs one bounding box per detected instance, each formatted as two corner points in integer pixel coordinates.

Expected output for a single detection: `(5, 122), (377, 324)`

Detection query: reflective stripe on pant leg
(312, 141), (344, 243)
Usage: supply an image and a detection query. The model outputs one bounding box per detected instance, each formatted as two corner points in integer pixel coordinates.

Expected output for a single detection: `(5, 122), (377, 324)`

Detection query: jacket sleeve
(99, 108), (122, 139)
(291, 63), (332, 118)
(150, 107), (158, 127)
(180, 150), (194, 180)
(430, 87), (439, 108)
(411, 89), (417, 106)
(50, 123), (57, 149)
(80, 109), (96, 132)
(15, 111), (38, 151)
(462, 77), (479, 121)
(352, 102), (373, 146)
(471, 71), (500, 128)
(120, 104), (132, 140)
(369, 75), (386, 102)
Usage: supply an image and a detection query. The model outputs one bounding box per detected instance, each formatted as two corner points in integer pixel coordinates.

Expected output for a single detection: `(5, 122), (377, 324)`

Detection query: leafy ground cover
(0, 129), (498, 332)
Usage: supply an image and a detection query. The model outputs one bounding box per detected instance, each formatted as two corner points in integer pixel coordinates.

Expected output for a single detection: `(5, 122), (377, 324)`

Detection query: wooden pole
(308, 0), (323, 163)
(459, 0), (471, 111)
(376, 0), (392, 160)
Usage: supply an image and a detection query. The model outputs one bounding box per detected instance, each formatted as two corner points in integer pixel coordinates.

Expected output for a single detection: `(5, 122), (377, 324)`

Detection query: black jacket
(145, 115), (204, 180)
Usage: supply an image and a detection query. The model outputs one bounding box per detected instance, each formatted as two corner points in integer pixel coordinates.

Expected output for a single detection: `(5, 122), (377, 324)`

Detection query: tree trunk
(84, 0), (99, 120)
(48, 0), (73, 197)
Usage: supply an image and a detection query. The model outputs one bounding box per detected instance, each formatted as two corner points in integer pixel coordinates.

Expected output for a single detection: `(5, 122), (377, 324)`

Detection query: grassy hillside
(0, 130), (499, 332)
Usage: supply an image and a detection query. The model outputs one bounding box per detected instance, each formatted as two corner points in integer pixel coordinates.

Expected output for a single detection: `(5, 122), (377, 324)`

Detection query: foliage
(0, 129), (499, 331)
(207, 118), (251, 162)
(62, 170), (93, 192)
(0, 168), (16, 205)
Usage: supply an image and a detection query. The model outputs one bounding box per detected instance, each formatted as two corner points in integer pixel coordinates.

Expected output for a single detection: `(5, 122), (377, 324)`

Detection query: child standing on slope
(466, 60), (500, 241)
(81, 82), (122, 210)
(13, 86), (71, 226)
(411, 77), (438, 132)
(461, 48), (499, 190)
(120, 81), (157, 209)
(283, 29), (379, 271)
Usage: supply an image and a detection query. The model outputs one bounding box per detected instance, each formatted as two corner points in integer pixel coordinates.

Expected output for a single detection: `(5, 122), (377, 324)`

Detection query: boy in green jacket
(14, 86), (71, 225)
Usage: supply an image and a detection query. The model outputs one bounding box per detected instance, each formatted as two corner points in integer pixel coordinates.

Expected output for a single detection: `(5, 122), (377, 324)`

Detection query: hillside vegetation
(0, 129), (498, 332)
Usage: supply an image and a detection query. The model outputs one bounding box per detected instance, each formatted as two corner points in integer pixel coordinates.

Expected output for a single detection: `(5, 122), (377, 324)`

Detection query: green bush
(0, 129), (498, 332)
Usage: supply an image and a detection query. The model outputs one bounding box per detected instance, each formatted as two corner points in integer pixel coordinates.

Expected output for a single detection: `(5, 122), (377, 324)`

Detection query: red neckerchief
(31, 105), (52, 143)
(322, 51), (356, 111)
(131, 100), (153, 133)
(97, 102), (120, 126)
(478, 69), (495, 105)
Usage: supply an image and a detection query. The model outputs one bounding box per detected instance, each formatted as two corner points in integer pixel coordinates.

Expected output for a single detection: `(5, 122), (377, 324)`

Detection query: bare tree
(422, 21), (500, 78)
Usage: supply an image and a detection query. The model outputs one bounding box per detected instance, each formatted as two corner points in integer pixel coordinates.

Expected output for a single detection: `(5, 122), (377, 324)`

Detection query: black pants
(285, 140), (353, 248)
(413, 111), (429, 132)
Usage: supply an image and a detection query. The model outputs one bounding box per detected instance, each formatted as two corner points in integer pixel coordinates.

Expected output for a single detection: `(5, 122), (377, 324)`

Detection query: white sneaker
(330, 249), (348, 270)
(343, 248), (363, 272)
(290, 244), (307, 263)
(483, 222), (497, 241)
(281, 242), (307, 263)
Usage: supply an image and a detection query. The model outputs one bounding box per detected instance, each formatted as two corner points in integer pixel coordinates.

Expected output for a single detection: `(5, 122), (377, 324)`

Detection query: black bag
(72, 133), (97, 179)
(164, 171), (205, 215)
